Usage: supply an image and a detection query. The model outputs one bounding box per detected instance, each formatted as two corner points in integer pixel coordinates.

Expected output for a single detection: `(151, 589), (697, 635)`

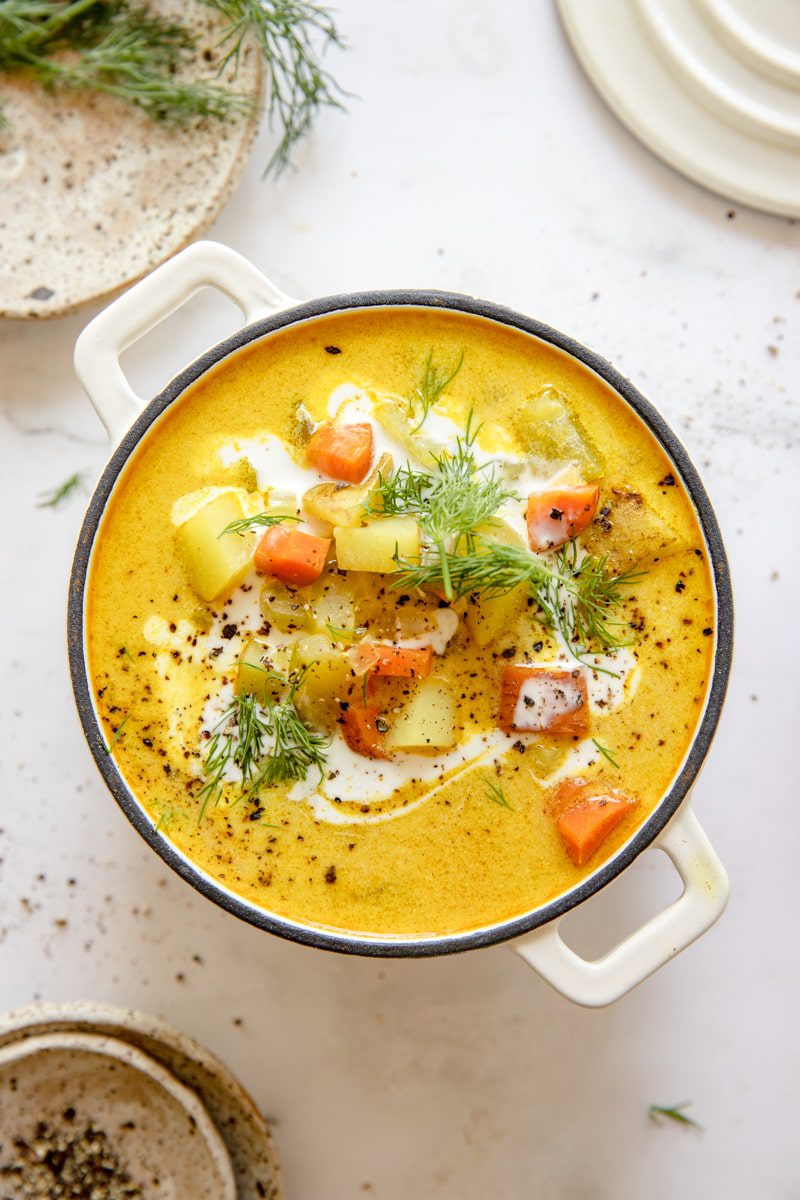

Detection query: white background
(1, 2), (798, 1196)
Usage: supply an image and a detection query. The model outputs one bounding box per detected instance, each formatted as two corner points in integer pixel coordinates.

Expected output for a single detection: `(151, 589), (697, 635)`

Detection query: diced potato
(373, 397), (441, 467)
(516, 386), (605, 481)
(236, 637), (293, 705)
(302, 452), (393, 529)
(334, 517), (420, 574)
(259, 580), (312, 633)
(385, 678), (456, 751)
(293, 634), (356, 724)
(581, 489), (680, 572)
(463, 520), (528, 647)
(176, 492), (254, 602)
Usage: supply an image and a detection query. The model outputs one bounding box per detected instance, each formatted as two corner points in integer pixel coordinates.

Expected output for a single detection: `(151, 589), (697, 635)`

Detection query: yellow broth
(87, 308), (715, 937)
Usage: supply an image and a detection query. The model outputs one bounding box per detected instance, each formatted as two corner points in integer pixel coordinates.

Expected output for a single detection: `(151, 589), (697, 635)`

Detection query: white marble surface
(1, 2), (798, 1196)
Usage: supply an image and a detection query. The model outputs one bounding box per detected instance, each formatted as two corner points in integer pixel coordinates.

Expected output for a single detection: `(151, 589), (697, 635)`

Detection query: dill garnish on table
(648, 1101), (703, 1131)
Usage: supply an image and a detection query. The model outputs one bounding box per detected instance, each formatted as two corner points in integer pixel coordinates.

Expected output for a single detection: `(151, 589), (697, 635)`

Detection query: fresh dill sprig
(197, 718), (235, 822)
(247, 670), (329, 789)
(198, 690), (271, 819)
(592, 738), (620, 768)
(369, 416), (513, 600)
(36, 470), (87, 509)
(325, 622), (366, 643)
(483, 776), (514, 811)
(648, 1102), (703, 1131)
(392, 536), (642, 656)
(0, 1), (253, 123)
(206, 0), (347, 175)
(154, 802), (179, 835)
(0, 0), (345, 173)
(197, 673), (328, 821)
(218, 511), (299, 537)
(103, 715), (129, 754)
(408, 348), (464, 432)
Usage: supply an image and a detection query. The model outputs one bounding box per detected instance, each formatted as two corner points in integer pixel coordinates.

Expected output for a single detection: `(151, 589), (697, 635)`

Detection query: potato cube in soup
(334, 517), (420, 573)
(176, 493), (254, 601)
(385, 679), (456, 751)
(463, 519), (528, 647)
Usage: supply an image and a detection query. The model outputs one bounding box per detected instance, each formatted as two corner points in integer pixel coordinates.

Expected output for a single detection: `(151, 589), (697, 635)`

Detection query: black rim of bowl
(68, 289), (734, 958)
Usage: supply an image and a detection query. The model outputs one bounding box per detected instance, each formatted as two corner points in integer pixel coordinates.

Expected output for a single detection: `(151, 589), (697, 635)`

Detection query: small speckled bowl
(0, 1032), (236, 1199)
(0, 1003), (283, 1200)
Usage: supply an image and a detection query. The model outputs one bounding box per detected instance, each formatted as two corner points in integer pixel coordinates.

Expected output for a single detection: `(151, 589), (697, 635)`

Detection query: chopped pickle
(191, 606), (213, 633)
(265, 489), (298, 518)
(236, 637), (293, 705)
(372, 396), (441, 467)
(385, 678), (456, 751)
(293, 634), (356, 725)
(526, 741), (569, 779)
(516, 386), (605, 481)
(310, 586), (356, 635)
(175, 492), (254, 602)
(334, 517), (420, 573)
(462, 520), (528, 647)
(259, 580), (312, 633)
(582, 488), (680, 571)
(302, 452), (393, 528)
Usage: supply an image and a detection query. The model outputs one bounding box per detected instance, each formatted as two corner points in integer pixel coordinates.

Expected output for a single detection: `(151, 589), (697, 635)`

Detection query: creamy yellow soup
(88, 308), (715, 937)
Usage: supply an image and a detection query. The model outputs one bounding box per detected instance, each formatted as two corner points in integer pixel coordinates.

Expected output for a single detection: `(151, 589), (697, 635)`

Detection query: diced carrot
(548, 776), (635, 818)
(499, 666), (589, 735)
(340, 706), (388, 759)
(526, 484), (600, 551)
(307, 422), (374, 484)
(353, 644), (434, 678)
(557, 793), (638, 865)
(254, 526), (330, 586)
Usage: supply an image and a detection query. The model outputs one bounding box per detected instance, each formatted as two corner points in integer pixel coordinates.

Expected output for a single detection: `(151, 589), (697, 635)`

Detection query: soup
(87, 308), (715, 937)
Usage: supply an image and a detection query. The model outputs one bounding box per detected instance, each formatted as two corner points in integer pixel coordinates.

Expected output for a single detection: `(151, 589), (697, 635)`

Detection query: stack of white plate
(556, 0), (800, 217)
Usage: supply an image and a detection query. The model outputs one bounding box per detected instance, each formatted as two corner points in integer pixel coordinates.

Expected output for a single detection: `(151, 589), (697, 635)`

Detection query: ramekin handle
(512, 802), (729, 1007)
(74, 240), (296, 443)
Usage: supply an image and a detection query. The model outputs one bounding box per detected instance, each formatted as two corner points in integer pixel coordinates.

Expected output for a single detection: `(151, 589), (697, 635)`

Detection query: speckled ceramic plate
(0, 0), (263, 320)
(0, 1032), (236, 1199)
(0, 1003), (283, 1200)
